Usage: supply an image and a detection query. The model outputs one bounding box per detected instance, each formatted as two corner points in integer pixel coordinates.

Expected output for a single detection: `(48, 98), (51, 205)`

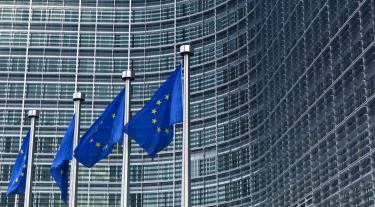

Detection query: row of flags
(7, 65), (183, 202)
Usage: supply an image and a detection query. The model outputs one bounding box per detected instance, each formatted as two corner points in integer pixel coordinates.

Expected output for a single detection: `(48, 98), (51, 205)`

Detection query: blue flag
(7, 130), (30, 196)
(50, 115), (75, 203)
(74, 88), (125, 168)
(124, 65), (183, 158)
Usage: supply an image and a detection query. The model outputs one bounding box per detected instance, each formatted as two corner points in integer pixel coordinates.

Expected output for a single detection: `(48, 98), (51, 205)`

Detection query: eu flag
(74, 88), (125, 167)
(50, 115), (75, 202)
(124, 65), (183, 158)
(7, 130), (30, 196)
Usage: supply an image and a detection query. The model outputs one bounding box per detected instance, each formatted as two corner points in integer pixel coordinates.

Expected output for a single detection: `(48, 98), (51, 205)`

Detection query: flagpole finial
(180, 45), (193, 55)
(122, 70), (135, 81)
(73, 92), (85, 101)
(27, 110), (39, 118)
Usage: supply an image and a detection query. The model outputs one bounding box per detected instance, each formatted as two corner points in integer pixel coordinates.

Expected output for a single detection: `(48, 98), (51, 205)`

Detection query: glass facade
(0, 0), (375, 206)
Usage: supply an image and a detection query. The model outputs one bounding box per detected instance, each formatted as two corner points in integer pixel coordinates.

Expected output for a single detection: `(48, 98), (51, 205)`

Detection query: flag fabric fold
(124, 65), (183, 158)
(50, 114), (75, 203)
(74, 88), (125, 168)
(7, 130), (30, 196)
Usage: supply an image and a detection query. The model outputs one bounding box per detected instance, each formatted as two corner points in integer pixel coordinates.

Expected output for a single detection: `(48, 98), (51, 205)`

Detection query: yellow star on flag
(103, 145), (108, 150)
(15, 178), (19, 183)
(165, 94), (170, 100)
(156, 100), (162, 105)
(112, 113), (116, 119)
(61, 169), (64, 175)
(89, 138), (94, 143)
(23, 164), (26, 168)
(20, 150), (24, 154)
(157, 127), (161, 133)
(151, 109), (157, 114)
(165, 128), (170, 134)
(96, 142), (101, 147)
(152, 118), (157, 124)
(23, 155), (26, 160)
(21, 172), (24, 177)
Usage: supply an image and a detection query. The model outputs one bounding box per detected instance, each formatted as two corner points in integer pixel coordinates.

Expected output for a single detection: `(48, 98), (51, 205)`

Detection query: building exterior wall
(0, 0), (375, 206)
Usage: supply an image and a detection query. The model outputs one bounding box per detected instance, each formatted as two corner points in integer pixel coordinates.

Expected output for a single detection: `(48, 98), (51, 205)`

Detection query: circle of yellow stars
(151, 94), (171, 135)
(14, 152), (27, 184)
(88, 112), (117, 151)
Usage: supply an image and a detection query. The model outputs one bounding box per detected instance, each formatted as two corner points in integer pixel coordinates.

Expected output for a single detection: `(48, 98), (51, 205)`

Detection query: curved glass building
(1, 0), (375, 206)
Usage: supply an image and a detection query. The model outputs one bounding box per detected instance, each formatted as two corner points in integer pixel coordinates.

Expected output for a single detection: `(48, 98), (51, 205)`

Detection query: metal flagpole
(180, 45), (193, 207)
(69, 92), (85, 207)
(24, 110), (39, 207)
(121, 0), (133, 205)
(121, 70), (134, 207)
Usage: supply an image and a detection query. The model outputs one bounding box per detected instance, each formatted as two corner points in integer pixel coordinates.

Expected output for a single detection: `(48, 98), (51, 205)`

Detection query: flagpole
(24, 110), (39, 207)
(180, 45), (193, 207)
(121, 70), (134, 207)
(69, 92), (85, 207)
(120, 1), (133, 205)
